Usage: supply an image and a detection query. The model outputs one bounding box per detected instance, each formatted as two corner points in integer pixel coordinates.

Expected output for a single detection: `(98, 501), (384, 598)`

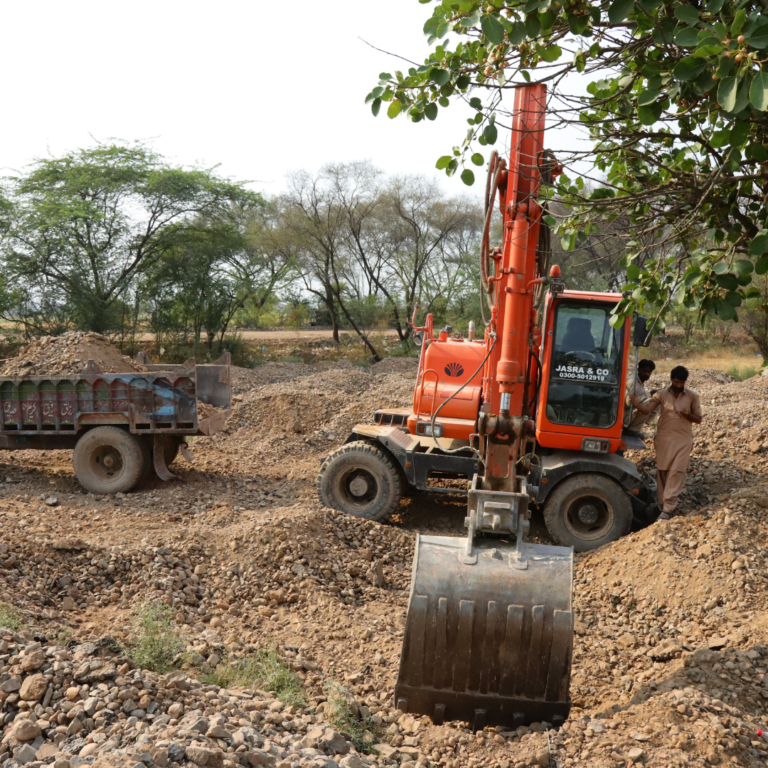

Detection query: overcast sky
(1, 1), (587, 195)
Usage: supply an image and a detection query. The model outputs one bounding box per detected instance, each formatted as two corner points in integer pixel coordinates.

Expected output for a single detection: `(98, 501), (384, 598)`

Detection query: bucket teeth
(395, 534), (574, 729)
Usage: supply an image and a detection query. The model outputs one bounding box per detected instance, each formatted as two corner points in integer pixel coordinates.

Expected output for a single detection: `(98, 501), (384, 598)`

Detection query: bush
(128, 602), (185, 672)
(324, 680), (381, 754)
(0, 603), (21, 631)
(203, 650), (305, 707)
(726, 365), (759, 382)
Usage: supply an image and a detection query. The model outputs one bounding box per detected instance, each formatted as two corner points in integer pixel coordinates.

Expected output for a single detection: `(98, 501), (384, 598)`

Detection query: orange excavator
(317, 84), (656, 729)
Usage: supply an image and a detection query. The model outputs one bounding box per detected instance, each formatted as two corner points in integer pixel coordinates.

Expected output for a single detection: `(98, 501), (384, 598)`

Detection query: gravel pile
(0, 334), (146, 377)
(0, 628), (373, 768)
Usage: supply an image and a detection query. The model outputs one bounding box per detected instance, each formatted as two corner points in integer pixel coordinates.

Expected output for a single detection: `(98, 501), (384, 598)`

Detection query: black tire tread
(317, 441), (404, 522)
(543, 473), (632, 553)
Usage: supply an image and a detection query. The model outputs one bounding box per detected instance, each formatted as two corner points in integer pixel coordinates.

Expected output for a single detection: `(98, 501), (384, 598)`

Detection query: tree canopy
(0, 142), (259, 334)
(366, 0), (768, 329)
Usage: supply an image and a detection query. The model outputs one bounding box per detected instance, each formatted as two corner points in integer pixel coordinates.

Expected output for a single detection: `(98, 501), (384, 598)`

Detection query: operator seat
(560, 318), (596, 352)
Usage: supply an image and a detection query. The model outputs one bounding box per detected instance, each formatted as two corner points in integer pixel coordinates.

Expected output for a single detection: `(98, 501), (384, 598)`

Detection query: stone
(696, 542), (713, 558)
(749, 440), (762, 454)
(627, 747), (644, 760)
(1, 677), (21, 693)
(189, 718), (209, 734)
(617, 633), (635, 649)
(19, 673), (47, 701)
(373, 744), (398, 760)
(167, 744), (186, 763)
(532, 751), (550, 767)
(67, 718), (83, 736)
(79, 744), (99, 758)
(12, 720), (42, 741)
(206, 726), (232, 740)
(61, 597), (76, 611)
(45, 496), (59, 506)
(339, 757), (364, 768)
(14, 745), (38, 765)
(187, 747), (212, 766)
(37, 744), (60, 760)
(168, 703), (184, 718)
(20, 650), (46, 672)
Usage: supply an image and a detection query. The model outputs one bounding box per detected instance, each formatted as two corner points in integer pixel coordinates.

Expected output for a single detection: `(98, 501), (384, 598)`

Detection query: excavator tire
(543, 474), (632, 553)
(317, 441), (403, 521)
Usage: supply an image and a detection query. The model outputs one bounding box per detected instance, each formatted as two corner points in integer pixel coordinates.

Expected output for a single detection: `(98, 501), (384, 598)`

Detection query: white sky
(1, 1), (588, 196)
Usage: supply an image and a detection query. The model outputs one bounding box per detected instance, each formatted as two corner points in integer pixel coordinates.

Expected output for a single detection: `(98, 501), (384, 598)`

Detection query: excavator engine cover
(395, 534), (574, 731)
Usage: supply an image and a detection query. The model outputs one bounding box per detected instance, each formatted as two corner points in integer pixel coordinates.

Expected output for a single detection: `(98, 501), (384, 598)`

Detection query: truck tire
(73, 426), (145, 494)
(139, 436), (182, 484)
(543, 474), (632, 553)
(317, 441), (403, 521)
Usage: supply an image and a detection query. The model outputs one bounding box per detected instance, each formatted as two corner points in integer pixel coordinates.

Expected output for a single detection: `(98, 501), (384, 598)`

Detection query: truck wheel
(543, 474), (632, 552)
(317, 441), (403, 521)
(73, 427), (145, 494)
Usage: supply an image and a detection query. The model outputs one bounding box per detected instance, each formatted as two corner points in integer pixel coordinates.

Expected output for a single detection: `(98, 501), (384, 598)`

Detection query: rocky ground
(0, 349), (768, 768)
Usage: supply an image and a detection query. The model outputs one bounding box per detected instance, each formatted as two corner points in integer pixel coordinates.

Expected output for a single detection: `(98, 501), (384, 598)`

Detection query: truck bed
(0, 353), (231, 449)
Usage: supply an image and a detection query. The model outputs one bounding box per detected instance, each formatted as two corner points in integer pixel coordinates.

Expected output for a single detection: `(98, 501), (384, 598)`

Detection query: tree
(144, 208), (293, 354)
(741, 274), (768, 357)
(1, 141), (259, 334)
(366, 0), (768, 330)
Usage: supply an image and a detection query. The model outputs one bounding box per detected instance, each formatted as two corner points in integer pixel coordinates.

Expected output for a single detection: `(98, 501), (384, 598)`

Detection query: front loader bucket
(395, 534), (574, 731)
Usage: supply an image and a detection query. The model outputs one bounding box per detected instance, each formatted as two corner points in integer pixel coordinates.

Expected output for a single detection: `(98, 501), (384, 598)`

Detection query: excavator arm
(394, 84), (575, 731)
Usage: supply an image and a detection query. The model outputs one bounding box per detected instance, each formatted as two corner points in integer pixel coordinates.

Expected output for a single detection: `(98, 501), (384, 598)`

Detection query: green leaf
(483, 123), (498, 144)
(717, 76), (738, 113)
(724, 291), (742, 307)
(481, 13), (505, 44)
(435, 155), (453, 170)
(756, 254), (768, 275)
(608, 0), (634, 23)
(430, 68), (451, 86)
(460, 168), (475, 186)
(674, 5), (700, 25)
(371, 98), (382, 117)
(749, 72), (768, 112)
(685, 270), (703, 286)
(637, 89), (661, 106)
(712, 262), (729, 274)
(540, 44), (562, 63)
(525, 15), (541, 37)
(735, 259), (754, 275)
(749, 20), (768, 49)
(509, 22), (528, 44)
(716, 301), (737, 321)
(387, 100), (403, 119)
(707, 0), (725, 12)
(674, 27), (700, 47)
(425, 103), (438, 121)
(731, 9), (746, 36)
(692, 44), (722, 57)
(673, 56), (707, 81)
(716, 273), (739, 291)
(749, 230), (768, 257)
(638, 101), (663, 124)
(626, 263), (640, 280)
(471, 152), (484, 166)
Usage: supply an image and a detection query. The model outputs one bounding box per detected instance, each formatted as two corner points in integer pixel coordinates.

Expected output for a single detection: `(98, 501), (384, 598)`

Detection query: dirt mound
(370, 358), (419, 375)
(0, 332), (146, 376)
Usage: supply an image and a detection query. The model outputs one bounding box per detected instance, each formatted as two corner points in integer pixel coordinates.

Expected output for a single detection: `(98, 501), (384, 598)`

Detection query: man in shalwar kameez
(630, 365), (702, 521)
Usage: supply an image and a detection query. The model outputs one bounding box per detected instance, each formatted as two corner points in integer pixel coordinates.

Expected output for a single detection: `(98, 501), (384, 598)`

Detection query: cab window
(546, 302), (623, 428)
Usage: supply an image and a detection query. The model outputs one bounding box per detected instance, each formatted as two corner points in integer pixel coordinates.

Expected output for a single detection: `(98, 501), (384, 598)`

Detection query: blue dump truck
(0, 353), (231, 494)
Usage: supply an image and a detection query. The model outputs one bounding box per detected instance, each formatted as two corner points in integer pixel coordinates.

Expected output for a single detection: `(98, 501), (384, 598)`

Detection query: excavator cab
(538, 293), (631, 446)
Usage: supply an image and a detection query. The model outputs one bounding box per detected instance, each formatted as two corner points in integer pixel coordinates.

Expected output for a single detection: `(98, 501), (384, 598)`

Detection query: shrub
(324, 679), (381, 754)
(0, 603), (21, 631)
(726, 365), (759, 382)
(128, 602), (185, 672)
(203, 650), (305, 707)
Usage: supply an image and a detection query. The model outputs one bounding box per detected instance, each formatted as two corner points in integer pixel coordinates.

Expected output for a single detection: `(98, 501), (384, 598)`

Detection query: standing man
(625, 358), (659, 433)
(630, 365), (702, 520)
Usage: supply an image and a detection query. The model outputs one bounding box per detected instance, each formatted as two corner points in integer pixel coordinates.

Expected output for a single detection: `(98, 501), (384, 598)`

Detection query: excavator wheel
(317, 441), (403, 521)
(543, 474), (632, 553)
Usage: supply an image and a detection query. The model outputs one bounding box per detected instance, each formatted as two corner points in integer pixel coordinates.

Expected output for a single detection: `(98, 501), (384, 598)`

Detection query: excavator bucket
(395, 534), (573, 731)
